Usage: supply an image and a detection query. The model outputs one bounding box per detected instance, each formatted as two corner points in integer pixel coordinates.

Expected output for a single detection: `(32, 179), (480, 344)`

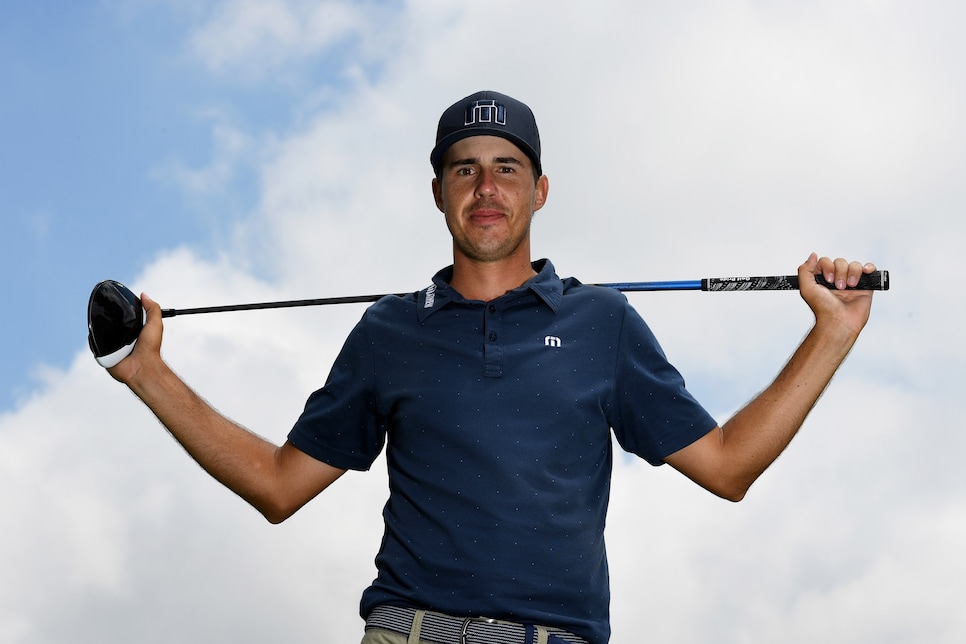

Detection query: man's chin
(454, 236), (530, 264)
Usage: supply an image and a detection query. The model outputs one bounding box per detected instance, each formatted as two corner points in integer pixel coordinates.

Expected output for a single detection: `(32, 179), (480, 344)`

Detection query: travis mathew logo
(465, 100), (507, 127)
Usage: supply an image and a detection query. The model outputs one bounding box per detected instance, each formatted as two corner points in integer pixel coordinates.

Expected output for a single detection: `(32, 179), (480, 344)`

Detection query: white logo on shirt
(544, 335), (561, 348)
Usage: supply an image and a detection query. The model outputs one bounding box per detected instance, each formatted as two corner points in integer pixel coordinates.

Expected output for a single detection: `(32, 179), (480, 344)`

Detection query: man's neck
(448, 255), (538, 302)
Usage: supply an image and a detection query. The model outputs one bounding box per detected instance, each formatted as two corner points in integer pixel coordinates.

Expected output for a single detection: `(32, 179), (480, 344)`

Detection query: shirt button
(488, 304), (496, 313)
(488, 331), (497, 342)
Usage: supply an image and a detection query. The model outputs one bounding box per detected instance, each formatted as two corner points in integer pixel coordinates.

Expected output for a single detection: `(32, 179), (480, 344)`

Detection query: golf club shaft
(161, 293), (404, 317)
(158, 270), (888, 318)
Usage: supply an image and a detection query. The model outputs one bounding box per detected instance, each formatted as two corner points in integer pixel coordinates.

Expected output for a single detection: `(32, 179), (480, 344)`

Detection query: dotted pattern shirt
(288, 259), (717, 644)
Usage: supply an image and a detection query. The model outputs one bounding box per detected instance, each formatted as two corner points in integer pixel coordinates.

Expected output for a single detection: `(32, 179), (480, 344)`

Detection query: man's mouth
(470, 210), (504, 225)
(468, 201), (506, 225)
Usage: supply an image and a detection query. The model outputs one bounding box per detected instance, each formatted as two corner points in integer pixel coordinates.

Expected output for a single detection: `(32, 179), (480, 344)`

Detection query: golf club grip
(702, 270), (889, 292)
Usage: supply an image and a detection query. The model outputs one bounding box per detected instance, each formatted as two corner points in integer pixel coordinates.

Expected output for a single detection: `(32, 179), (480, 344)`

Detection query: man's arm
(109, 293), (346, 523)
(664, 253), (875, 502)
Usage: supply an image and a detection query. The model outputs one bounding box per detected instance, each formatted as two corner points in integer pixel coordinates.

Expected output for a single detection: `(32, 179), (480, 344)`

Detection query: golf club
(88, 270), (889, 368)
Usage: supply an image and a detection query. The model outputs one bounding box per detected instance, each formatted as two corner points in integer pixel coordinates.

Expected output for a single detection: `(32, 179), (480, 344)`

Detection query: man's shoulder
(362, 291), (421, 319)
(561, 279), (629, 308)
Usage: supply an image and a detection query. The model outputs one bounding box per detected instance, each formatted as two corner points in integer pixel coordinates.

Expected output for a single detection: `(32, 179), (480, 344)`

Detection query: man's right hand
(108, 292), (164, 385)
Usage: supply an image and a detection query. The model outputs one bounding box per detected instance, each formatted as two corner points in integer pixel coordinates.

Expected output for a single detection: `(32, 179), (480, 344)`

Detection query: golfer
(108, 91), (877, 644)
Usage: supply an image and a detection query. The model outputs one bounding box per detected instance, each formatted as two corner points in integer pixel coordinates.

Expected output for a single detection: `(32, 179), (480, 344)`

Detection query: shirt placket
(482, 302), (503, 378)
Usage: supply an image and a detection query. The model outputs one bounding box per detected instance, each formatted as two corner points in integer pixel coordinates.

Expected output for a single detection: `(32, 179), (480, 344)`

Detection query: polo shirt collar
(416, 259), (563, 321)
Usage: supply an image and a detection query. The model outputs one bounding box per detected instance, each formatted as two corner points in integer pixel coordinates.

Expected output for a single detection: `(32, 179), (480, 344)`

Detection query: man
(107, 91), (877, 644)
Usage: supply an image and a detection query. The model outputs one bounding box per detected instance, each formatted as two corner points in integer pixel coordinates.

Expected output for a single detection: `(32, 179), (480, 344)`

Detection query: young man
(108, 91), (877, 644)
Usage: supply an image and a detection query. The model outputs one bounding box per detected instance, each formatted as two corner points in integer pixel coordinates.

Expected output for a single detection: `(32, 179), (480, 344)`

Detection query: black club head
(87, 280), (144, 368)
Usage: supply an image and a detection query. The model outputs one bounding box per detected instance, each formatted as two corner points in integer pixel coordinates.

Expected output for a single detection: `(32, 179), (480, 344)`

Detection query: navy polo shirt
(288, 259), (717, 644)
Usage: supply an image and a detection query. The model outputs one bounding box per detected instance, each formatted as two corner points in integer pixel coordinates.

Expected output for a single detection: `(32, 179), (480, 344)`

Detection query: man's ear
(533, 174), (549, 213)
(432, 177), (444, 212)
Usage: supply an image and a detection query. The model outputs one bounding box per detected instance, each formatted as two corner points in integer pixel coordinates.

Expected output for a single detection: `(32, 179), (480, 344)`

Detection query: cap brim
(431, 130), (542, 176)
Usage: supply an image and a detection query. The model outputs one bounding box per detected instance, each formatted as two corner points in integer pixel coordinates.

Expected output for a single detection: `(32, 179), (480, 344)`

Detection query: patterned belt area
(365, 605), (589, 644)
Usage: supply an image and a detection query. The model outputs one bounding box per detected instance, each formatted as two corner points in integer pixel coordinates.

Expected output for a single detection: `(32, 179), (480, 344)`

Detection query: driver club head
(87, 280), (145, 368)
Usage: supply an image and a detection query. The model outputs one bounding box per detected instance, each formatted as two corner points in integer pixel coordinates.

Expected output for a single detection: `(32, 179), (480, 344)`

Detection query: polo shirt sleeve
(287, 313), (386, 471)
(609, 302), (718, 465)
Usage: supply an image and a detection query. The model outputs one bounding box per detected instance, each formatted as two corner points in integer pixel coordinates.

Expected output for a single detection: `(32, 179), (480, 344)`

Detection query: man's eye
(457, 167), (474, 175)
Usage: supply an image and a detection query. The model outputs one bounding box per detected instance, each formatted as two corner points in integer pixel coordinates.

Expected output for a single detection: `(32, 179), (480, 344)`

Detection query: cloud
(188, 0), (402, 82)
(3, 1), (965, 642)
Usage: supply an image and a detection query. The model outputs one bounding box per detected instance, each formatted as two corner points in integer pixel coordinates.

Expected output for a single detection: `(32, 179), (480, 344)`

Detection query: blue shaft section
(596, 280), (703, 292)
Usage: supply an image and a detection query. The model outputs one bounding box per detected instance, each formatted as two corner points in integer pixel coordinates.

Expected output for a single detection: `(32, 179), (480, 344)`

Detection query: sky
(1, 0), (964, 642)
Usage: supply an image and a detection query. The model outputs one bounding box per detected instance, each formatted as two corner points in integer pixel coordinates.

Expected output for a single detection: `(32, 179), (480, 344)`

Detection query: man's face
(432, 135), (549, 265)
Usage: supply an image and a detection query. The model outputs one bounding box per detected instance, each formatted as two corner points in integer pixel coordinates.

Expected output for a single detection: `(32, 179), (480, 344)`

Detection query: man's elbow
(264, 513), (290, 525)
(252, 491), (303, 524)
(704, 473), (754, 503)
(259, 501), (300, 524)
(717, 485), (748, 503)
(672, 459), (754, 502)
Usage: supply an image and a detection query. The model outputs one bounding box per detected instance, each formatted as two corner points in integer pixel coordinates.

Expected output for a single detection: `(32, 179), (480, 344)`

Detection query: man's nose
(474, 168), (497, 197)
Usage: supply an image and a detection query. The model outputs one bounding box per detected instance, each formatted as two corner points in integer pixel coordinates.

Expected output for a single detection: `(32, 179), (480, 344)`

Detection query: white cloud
(3, 0), (965, 642)
(188, 0), (401, 81)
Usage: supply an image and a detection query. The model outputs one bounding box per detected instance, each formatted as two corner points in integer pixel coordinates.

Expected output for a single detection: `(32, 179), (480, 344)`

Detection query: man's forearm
(125, 359), (287, 518)
(717, 319), (861, 496)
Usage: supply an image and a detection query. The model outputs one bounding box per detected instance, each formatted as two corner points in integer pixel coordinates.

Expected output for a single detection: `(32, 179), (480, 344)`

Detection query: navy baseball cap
(430, 90), (542, 177)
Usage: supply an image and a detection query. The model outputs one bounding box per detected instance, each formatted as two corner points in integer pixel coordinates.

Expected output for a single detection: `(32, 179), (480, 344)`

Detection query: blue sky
(2, 1), (965, 643)
(2, 3), (218, 405)
(2, 1), (378, 406)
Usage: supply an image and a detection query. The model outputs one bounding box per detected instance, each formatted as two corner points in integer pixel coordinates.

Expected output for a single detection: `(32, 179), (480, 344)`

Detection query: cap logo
(464, 100), (506, 127)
